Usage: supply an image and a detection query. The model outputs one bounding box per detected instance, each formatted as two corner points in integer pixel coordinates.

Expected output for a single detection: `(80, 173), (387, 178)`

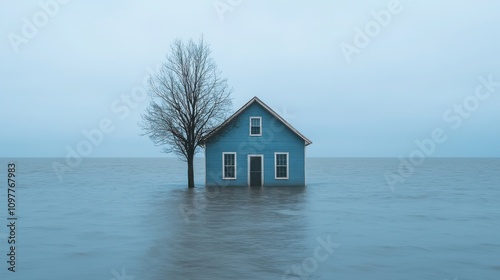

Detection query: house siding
(205, 102), (306, 187)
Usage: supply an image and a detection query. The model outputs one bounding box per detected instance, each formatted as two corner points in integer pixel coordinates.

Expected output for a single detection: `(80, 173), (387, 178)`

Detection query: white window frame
(249, 116), (262, 136)
(274, 152), (289, 180)
(222, 152), (237, 180)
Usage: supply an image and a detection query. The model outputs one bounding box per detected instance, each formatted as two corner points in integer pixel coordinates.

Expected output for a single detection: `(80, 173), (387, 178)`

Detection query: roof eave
(204, 96), (312, 147)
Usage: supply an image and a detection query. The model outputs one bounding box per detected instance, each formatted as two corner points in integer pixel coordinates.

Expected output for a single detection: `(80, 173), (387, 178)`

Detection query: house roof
(203, 96), (312, 146)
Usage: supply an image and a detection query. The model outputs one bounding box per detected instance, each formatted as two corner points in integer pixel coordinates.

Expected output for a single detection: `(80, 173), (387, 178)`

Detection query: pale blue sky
(1, 0), (499, 157)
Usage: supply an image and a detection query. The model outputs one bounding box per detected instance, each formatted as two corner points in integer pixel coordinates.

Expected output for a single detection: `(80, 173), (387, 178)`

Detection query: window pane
(250, 118), (261, 135)
(224, 154), (234, 165)
(224, 154), (236, 178)
(251, 126), (260, 135)
(276, 154), (287, 166)
(277, 166), (287, 178)
(276, 154), (288, 178)
(225, 166), (235, 178)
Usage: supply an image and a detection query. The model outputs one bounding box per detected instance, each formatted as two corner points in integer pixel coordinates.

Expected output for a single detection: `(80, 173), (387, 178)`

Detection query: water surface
(0, 158), (498, 280)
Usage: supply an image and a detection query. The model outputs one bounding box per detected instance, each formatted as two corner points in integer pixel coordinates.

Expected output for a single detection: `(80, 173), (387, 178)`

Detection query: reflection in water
(9, 158), (499, 280)
(144, 186), (309, 279)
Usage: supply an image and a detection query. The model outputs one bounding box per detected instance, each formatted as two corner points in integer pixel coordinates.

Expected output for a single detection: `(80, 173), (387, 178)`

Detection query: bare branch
(139, 37), (233, 187)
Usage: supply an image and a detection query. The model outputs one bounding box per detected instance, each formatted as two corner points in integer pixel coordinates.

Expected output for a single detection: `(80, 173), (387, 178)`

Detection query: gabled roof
(204, 96), (312, 146)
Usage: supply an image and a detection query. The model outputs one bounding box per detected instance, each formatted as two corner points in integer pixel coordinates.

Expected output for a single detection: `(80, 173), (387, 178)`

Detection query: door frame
(247, 154), (264, 187)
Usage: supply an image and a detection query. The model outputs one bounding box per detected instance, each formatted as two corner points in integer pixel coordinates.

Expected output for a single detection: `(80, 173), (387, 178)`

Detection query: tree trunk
(187, 152), (195, 188)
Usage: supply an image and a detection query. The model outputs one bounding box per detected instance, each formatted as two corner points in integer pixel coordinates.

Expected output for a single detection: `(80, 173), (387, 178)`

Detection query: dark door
(249, 156), (262, 187)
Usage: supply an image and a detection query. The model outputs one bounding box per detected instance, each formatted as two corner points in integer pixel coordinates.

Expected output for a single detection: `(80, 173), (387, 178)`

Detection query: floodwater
(0, 158), (498, 280)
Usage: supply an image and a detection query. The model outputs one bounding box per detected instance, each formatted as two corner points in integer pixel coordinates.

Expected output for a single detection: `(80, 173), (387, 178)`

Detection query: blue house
(203, 97), (312, 187)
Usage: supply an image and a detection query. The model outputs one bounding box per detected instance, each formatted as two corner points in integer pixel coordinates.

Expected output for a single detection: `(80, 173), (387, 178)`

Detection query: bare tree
(140, 37), (232, 188)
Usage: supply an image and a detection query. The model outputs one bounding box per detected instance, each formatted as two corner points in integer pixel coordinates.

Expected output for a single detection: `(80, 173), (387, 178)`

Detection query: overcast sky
(1, 0), (499, 158)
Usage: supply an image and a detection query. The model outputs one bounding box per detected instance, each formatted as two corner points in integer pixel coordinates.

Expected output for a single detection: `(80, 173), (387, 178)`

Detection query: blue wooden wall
(205, 102), (306, 187)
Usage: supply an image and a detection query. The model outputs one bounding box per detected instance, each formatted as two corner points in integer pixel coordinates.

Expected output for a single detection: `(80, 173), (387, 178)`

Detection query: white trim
(304, 146), (307, 185)
(247, 154), (264, 187)
(222, 152), (237, 180)
(274, 152), (289, 180)
(249, 116), (262, 136)
(204, 97), (312, 146)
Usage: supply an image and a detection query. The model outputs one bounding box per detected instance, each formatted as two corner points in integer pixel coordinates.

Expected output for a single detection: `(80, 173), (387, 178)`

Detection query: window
(223, 153), (237, 179)
(250, 117), (262, 136)
(275, 153), (289, 179)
